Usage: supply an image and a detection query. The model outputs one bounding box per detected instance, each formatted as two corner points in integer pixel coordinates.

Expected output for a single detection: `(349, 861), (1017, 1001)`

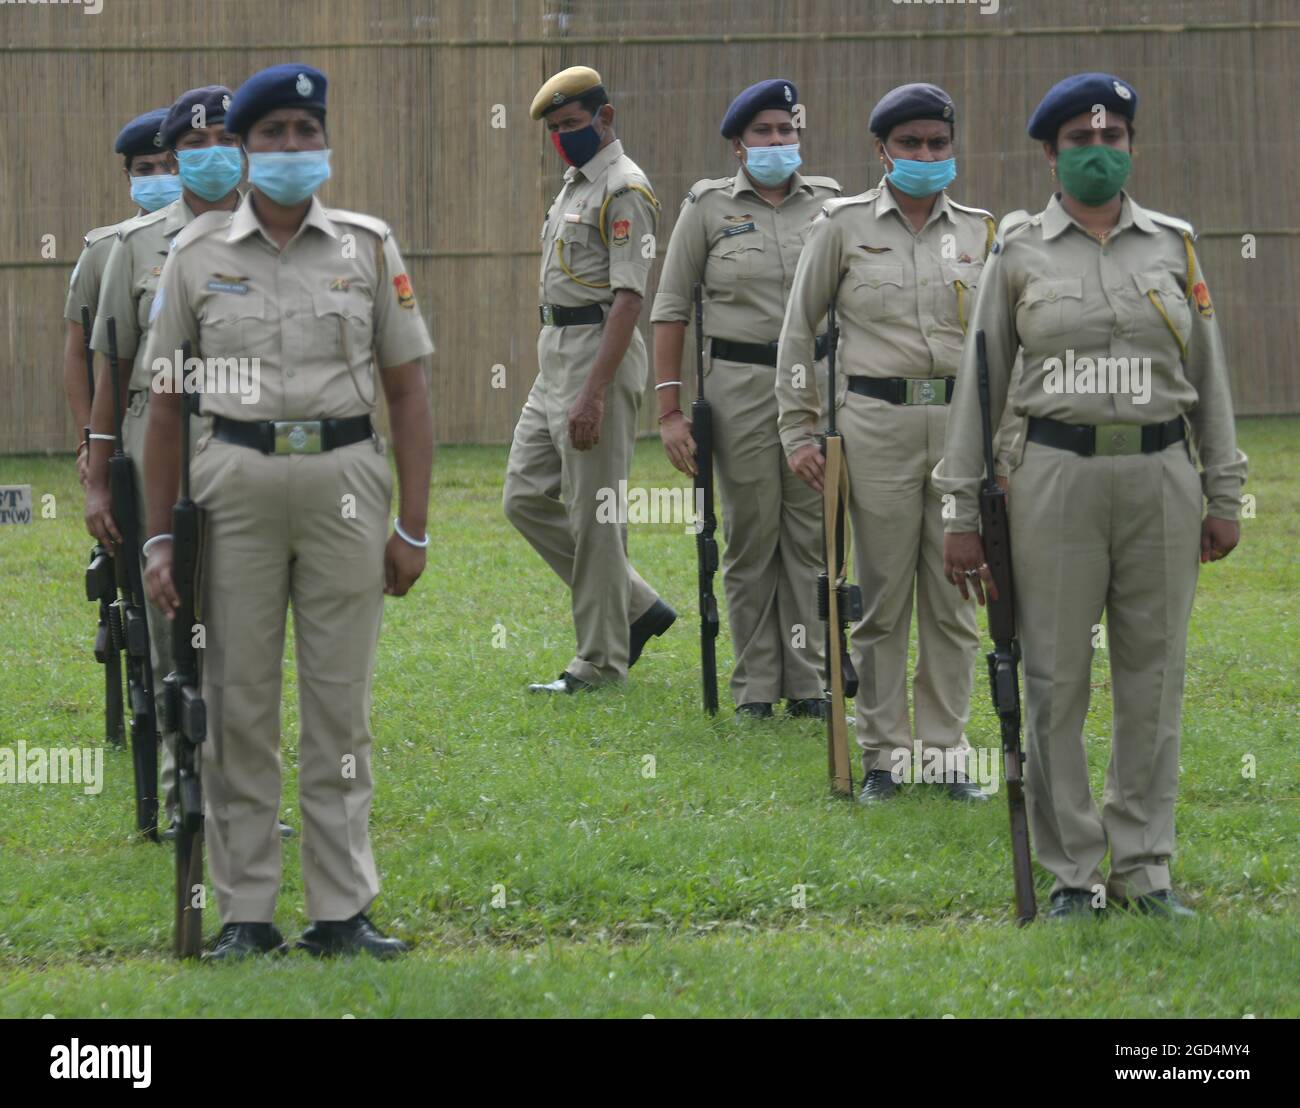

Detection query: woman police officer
(776, 83), (998, 802)
(652, 78), (841, 719)
(937, 73), (1247, 919)
(141, 63), (435, 959)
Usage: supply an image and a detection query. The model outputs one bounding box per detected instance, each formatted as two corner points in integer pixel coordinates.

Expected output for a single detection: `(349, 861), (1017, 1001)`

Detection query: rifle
(163, 360), (207, 957)
(975, 329), (1037, 925)
(692, 282), (719, 715)
(818, 301), (860, 798)
(106, 316), (160, 840)
(82, 304), (125, 748)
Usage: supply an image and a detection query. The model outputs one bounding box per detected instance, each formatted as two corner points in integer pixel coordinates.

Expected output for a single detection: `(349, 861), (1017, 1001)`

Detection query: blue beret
(161, 85), (233, 148)
(227, 63), (327, 135)
(1027, 72), (1136, 141)
(720, 79), (798, 139)
(113, 108), (168, 157)
(869, 83), (954, 139)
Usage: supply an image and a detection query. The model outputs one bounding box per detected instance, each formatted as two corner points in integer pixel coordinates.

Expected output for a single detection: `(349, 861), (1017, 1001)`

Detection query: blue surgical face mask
(743, 142), (802, 187)
(176, 145), (243, 201)
(246, 148), (332, 205)
(885, 153), (957, 198)
(130, 173), (183, 212)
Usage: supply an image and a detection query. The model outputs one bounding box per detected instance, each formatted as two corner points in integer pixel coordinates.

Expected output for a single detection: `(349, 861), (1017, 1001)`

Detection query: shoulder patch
(1145, 209), (1197, 240)
(323, 207), (391, 241)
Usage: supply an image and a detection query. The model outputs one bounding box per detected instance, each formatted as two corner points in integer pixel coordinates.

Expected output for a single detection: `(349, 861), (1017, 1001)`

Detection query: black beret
(720, 79), (798, 139)
(160, 85), (234, 148)
(227, 63), (327, 135)
(113, 108), (169, 157)
(1027, 72), (1137, 141)
(869, 83), (955, 139)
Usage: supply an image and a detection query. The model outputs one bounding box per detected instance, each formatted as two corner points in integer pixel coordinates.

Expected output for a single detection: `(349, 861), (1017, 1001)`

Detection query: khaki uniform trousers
(840, 390), (980, 775)
(122, 392), (176, 823)
(192, 435), (391, 923)
(710, 358), (823, 704)
(503, 322), (660, 686)
(1009, 438), (1202, 899)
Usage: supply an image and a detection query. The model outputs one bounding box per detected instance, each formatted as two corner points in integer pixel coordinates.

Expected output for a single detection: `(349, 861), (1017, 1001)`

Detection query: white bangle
(88, 432), (115, 441)
(654, 380), (683, 391)
(142, 533), (173, 557)
(393, 517), (429, 548)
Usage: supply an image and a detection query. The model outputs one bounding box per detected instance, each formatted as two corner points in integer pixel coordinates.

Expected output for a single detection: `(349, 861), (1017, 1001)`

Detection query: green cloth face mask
(1056, 145), (1131, 205)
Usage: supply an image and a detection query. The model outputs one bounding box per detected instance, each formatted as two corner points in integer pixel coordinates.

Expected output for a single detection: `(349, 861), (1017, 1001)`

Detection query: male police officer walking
(504, 66), (675, 693)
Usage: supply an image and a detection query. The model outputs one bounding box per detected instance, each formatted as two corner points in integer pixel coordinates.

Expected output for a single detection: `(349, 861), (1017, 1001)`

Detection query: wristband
(654, 380), (682, 391)
(657, 408), (683, 424)
(393, 517), (429, 548)
(142, 533), (173, 558)
(88, 433), (115, 442)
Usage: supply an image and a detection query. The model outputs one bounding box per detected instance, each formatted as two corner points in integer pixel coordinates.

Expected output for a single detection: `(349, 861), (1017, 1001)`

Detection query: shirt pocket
(200, 293), (268, 359)
(940, 262), (981, 331)
(1016, 275), (1084, 342)
(312, 288), (375, 375)
(707, 233), (767, 283)
(845, 261), (904, 319)
(1130, 270), (1191, 354)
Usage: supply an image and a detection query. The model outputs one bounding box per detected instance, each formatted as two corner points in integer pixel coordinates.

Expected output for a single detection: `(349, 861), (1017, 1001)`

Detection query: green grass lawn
(0, 419), (1295, 1017)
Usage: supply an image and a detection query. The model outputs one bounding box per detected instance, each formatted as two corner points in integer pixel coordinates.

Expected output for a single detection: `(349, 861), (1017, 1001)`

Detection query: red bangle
(657, 408), (683, 424)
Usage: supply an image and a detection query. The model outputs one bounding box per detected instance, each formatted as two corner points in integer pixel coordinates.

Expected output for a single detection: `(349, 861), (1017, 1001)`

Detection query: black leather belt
(1026, 415), (1185, 457)
(212, 414), (374, 455)
(539, 303), (604, 327)
(711, 333), (829, 367)
(847, 376), (955, 406)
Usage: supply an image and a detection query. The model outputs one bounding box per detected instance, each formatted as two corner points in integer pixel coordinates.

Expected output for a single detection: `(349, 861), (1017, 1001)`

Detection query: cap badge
(296, 73), (313, 97)
(552, 91), (565, 105)
(152, 132), (162, 147)
(221, 94), (231, 111)
(784, 84), (793, 102)
(1113, 81), (1132, 101)
(942, 104), (953, 119)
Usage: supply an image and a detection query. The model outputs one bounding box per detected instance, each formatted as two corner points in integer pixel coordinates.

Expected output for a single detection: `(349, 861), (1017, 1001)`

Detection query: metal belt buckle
(540, 304), (555, 326)
(906, 379), (945, 406)
(273, 420), (323, 454)
(1093, 423), (1141, 456)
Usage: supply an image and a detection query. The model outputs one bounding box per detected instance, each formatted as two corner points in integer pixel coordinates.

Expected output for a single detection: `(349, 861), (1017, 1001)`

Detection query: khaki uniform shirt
(650, 169), (841, 342)
(144, 196), (434, 421)
(539, 138), (659, 306)
(776, 182), (996, 455)
(90, 198), (198, 390)
(936, 192), (1248, 530)
(63, 214), (139, 324)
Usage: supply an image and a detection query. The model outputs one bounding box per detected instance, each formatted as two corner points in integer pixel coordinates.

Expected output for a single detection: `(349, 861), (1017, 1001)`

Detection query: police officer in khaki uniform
(938, 73), (1246, 919)
(776, 84), (996, 802)
(504, 66), (675, 693)
(141, 64), (434, 960)
(652, 79), (840, 718)
(64, 108), (175, 488)
(84, 86), (244, 838)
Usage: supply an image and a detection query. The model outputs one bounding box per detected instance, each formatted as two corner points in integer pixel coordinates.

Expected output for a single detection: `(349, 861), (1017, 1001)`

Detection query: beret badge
(221, 94), (231, 111)
(296, 73), (313, 97)
(783, 84), (792, 102)
(1113, 80), (1132, 100)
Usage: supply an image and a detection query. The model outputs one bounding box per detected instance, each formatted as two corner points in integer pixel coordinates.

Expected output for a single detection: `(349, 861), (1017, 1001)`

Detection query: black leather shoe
(1124, 889), (1196, 919)
(786, 697), (830, 719)
(203, 922), (288, 962)
(1046, 888), (1098, 920)
(629, 600), (677, 667)
(735, 702), (773, 719)
(856, 769), (899, 804)
(528, 672), (593, 694)
(160, 823), (177, 842)
(946, 774), (990, 802)
(296, 913), (408, 959)
(279, 820), (294, 839)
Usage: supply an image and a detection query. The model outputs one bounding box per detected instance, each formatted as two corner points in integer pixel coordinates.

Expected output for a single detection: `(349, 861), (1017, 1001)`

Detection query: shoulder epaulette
(820, 189), (878, 219)
(115, 206), (171, 242)
(988, 209), (1034, 255)
(683, 177), (732, 205)
(1145, 209), (1196, 241)
(83, 223), (123, 249)
(324, 207), (391, 241)
(608, 160), (659, 210)
(947, 197), (994, 221)
(802, 174), (842, 194)
(169, 208), (233, 254)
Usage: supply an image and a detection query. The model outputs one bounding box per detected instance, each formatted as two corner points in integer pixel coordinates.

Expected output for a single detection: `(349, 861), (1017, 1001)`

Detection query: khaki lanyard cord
(556, 183), (659, 290)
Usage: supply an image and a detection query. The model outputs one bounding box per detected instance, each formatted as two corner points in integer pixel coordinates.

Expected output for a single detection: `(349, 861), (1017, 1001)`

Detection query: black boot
(1124, 889), (1196, 919)
(735, 702), (773, 719)
(786, 697), (830, 719)
(1046, 888), (1099, 920)
(528, 672), (593, 694)
(629, 600), (677, 667)
(856, 769), (899, 804)
(296, 913), (408, 959)
(945, 773), (990, 802)
(203, 922), (288, 962)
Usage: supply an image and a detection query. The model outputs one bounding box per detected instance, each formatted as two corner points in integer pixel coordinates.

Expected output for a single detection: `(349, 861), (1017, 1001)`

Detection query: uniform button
(285, 308), (295, 318)
(1046, 290), (1057, 301)
(920, 278), (929, 286)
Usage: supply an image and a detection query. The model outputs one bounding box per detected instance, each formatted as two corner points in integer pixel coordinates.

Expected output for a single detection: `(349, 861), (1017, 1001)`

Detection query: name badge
(206, 280), (249, 295)
(721, 222), (756, 237)
(564, 212), (582, 223)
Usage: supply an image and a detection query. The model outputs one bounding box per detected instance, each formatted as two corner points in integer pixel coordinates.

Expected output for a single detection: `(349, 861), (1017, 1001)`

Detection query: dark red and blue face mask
(551, 122), (602, 167)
